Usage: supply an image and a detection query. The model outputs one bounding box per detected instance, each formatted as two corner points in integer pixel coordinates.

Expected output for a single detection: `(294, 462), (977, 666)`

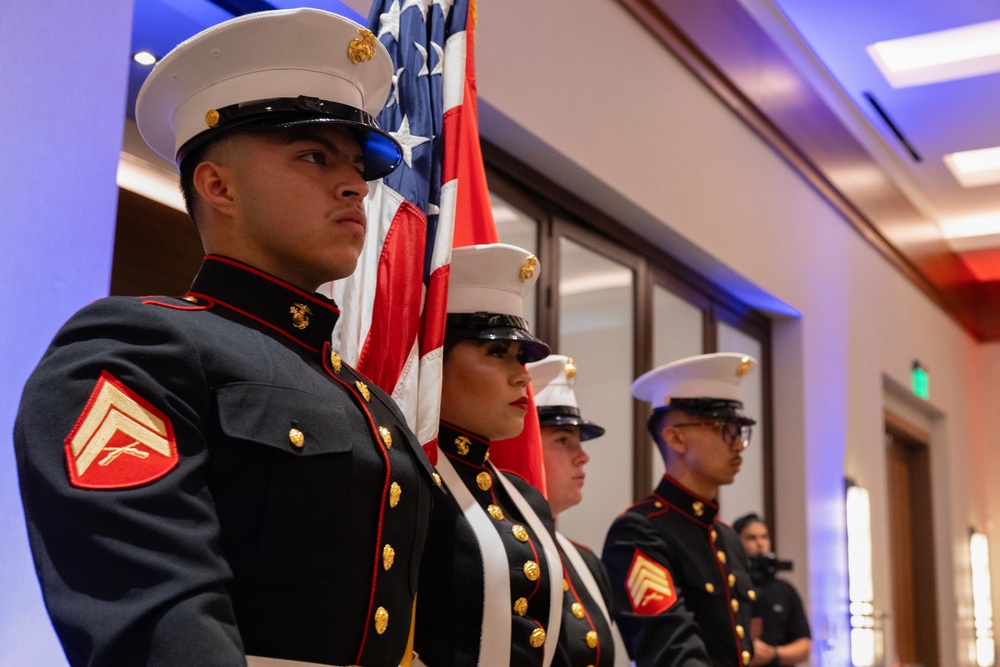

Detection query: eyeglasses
(671, 421), (752, 449)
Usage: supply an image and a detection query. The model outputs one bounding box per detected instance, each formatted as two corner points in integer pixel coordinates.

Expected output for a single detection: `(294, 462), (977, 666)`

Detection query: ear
(192, 160), (238, 218)
(661, 424), (687, 458)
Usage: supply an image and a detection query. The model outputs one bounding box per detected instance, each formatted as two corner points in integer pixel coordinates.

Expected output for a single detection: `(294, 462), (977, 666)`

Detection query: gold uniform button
(653, 500), (663, 508)
(514, 597), (528, 616)
(736, 624), (745, 638)
(488, 504), (504, 521)
(529, 627), (546, 648)
(523, 560), (540, 581)
(717, 550), (726, 564)
(705, 583), (715, 593)
(572, 602), (585, 619)
(182, 295), (198, 303)
(563, 578), (570, 592)
(742, 650), (751, 665)
(355, 380), (370, 401)
(389, 482), (402, 508)
(586, 631), (598, 649)
(748, 589), (757, 601)
(731, 599), (739, 613)
(383, 544), (395, 570)
(288, 428), (305, 448)
(512, 525), (529, 542)
(477, 471), (492, 490)
(711, 529), (717, 542)
(374, 607), (389, 634)
(379, 426), (393, 448)
(728, 573), (736, 587)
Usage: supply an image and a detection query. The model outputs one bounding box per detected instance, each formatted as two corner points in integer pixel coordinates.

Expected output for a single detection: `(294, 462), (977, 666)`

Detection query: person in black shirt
(733, 513), (812, 666)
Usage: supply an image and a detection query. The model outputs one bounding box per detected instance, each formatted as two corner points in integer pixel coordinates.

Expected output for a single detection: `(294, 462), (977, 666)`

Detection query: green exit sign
(911, 362), (929, 400)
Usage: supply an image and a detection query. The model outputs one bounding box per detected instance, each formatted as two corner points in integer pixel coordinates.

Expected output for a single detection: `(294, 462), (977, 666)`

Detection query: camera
(747, 552), (792, 583)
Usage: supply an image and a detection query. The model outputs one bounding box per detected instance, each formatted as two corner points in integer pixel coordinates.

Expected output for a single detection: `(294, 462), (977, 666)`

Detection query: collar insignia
(290, 303), (312, 330)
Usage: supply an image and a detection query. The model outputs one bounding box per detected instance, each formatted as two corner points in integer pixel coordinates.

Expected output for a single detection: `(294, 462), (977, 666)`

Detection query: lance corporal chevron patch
(64, 371), (178, 489)
(626, 549), (678, 615)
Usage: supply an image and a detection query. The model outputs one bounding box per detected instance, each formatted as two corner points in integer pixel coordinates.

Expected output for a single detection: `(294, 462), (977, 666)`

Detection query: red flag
(448, 7), (547, 496)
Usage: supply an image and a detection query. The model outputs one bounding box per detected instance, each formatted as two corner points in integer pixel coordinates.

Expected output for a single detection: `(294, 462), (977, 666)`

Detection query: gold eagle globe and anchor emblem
(290, 303), (313, 330)
(519, 255), (538, 282)
(348, 28), (378, 64)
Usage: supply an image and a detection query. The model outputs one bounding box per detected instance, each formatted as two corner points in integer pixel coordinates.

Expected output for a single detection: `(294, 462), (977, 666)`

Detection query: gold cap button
(717, 550), (726, 564)
(383, 544), (395, 570)
(705, 583), (715, 593)
(563, 578), (569, 592)
(748, 589), (756, 601)
(514, 597), (528, 616)
(586, 631), (598, 649)
(736, 624), (745, 638)
(389, 482), (402, 508)
(379, 426), (393, 448)
(477, 471), (492, 490)
(731, 598), (739, 613)
(728, 573), (736, 587)
(742, 650), (751, 665)
(289, 428), (304, 448)
(572, 602), (585, 619)
(488, 504), (504, 521)
(205, 108), (220, 127)
(512, 525), (529, 542)
(374, 607), (388, 634)
(529, 627), (546, 648)
(523, 560), (540, 581)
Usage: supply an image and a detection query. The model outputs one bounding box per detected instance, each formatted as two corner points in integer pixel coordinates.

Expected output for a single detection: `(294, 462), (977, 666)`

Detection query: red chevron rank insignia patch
(64, 371), (178, 489)
(626, 550), (678, 615)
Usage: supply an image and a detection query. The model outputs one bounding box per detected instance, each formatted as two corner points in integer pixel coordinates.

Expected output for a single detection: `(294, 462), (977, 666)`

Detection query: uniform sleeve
(14, 298), (244, 667)
(601, 513), (709, 667)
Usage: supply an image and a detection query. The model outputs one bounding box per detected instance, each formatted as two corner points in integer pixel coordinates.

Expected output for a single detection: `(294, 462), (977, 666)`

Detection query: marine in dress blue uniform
(602, 353), (760, 667)
(414, 244), (564, 667)
(528, 355), (628, 667)
(15, 9), (439, 667)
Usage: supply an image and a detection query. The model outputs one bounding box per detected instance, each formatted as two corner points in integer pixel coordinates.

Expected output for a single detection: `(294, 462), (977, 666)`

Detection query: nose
(336, 167), (369, 201)
(513, 363), (531, 387)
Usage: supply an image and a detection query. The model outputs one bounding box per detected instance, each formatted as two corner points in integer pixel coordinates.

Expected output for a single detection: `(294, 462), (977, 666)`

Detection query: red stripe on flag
(420, 264), (450, 356)
(356, 201), (427, 392)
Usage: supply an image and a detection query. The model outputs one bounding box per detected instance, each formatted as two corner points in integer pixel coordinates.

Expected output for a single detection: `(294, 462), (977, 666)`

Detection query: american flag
(329, 0), (547, 492)
(329, 0), (473, 462)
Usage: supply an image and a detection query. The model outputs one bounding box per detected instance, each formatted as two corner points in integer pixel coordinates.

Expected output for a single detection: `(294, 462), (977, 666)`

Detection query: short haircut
(733, 512), (765, 536)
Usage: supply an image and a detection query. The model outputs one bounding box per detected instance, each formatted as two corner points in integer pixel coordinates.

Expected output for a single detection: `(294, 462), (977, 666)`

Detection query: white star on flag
(390, 115), (430, 167)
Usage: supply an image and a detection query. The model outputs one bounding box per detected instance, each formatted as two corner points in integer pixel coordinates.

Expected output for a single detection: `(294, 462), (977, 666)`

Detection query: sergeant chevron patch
(64, 371), (178, 489)
(625, 550), (678, 615)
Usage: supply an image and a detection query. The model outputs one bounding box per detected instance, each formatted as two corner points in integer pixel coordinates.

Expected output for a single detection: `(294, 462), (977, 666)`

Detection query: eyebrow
(286, 132), (365, 167)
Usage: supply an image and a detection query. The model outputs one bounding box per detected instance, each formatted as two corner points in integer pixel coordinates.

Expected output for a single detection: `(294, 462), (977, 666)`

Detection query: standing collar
(437, 422), (490, 466)
(186, 255), (340, 353)
(655, 475), (720, 525)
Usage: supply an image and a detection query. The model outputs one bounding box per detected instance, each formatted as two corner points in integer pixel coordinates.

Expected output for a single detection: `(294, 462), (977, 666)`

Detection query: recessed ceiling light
(867, 18), (1000, 88)
(944, 146), (1000, 188)
(132, 51), (157, 66)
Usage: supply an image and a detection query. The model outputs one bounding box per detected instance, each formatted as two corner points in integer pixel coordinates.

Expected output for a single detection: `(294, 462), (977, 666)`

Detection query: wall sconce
(970, 530), (996, 667)
(846, 481), (877, 667)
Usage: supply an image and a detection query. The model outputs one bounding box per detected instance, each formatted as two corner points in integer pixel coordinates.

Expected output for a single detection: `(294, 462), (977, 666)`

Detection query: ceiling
(619, 0), (1000, 339)
(127, 0), (1000, 338)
